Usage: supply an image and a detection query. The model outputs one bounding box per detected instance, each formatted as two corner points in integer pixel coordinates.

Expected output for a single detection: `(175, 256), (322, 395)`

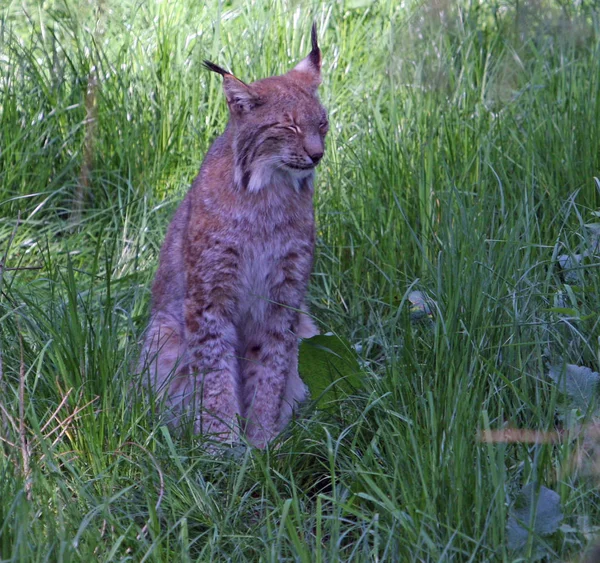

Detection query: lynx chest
(234, 202), (314, 323)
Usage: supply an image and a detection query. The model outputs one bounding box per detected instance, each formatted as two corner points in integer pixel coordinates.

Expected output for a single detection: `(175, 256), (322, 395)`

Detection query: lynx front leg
(184, 300), (242, 443)
(242, 307), (300, 448)
(182, 230), (245, 444)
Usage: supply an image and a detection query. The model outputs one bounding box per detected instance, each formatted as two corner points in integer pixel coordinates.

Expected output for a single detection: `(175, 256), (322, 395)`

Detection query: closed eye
(287, 124), (301, 134)
(319, 120), (329, 133)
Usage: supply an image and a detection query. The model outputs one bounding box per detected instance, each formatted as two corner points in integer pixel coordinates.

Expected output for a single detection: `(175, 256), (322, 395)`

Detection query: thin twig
(0, 435), (17, 448)
(46, 397), (98, 447)
(39, 388), (74, 434)
(0, 402), (19, 434)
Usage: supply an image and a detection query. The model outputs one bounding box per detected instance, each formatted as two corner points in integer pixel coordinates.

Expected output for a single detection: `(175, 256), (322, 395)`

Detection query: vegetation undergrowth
(2, 0), (600, 560)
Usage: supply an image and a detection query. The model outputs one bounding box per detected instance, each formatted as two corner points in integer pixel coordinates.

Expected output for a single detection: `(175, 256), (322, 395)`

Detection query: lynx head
(204, 23), (329, 192)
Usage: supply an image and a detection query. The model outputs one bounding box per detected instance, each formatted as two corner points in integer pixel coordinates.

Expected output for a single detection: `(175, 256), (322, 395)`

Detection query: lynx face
(232, 79), (329, 191)
(205, 28), (328, 192)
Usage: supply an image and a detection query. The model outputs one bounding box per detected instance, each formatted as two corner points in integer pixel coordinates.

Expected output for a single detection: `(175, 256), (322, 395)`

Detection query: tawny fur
(139, 25), (328, 448)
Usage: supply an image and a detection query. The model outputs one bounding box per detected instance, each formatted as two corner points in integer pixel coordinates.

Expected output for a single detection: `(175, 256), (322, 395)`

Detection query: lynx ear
(204, 60), (260, 114)
(290, 22), (321, 88)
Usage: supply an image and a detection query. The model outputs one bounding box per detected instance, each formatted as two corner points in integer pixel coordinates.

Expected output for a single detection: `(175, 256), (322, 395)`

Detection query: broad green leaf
(408, 290), (435, 322)
(298, 334), (362, 410)
(548, 364), (600, 412)
(346, 0), (377, 8)
(507, 484), (563, 558)
(584, 223), (600, 253)
(557, 253), (584, 284)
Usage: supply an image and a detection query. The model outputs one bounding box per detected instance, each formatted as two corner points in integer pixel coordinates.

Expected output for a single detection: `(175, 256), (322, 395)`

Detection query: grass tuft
(2, 0), (600, 559)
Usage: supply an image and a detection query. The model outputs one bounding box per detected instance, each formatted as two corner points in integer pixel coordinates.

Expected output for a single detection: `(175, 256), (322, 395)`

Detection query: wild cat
(139, 24), (328, 448)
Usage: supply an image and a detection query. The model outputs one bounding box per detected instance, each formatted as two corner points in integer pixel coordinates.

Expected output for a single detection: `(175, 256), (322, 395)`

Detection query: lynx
(139, 24), (328, 448)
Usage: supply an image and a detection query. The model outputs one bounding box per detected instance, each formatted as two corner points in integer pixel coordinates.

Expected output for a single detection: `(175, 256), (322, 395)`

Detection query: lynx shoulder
(139, 24), (328, 448)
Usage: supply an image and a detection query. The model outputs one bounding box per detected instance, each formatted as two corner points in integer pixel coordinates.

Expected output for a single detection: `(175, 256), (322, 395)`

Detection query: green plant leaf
(346, 0), (377, 8)
(584, 223), (600, 254)
(408, 290), (435, 322)
(507, 484), (563, 558)
(557, 253), (584, 284)
(298, 334), (362, 411)
(548, 364), (600, 412)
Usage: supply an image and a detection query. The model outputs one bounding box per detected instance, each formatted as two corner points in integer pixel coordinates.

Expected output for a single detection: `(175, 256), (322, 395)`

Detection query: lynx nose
(305, 135), (324, 164)
(309, 150), (324, 163)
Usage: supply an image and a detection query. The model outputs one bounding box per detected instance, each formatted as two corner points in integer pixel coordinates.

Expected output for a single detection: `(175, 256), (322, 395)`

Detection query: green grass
(2, 0), (600, 560)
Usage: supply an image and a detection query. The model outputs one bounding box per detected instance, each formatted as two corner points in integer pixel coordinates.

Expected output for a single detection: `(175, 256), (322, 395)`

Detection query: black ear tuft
(290, 22), (322, 86)
(309, 22), (320, 69)
(203, 59), (257, 114)
(311, 22), (318, 53)
(203, 60), (231, 77)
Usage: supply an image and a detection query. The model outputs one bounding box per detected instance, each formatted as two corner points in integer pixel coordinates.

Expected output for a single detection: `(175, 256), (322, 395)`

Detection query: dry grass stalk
(479, 428), (564, 444)
(16, 317), (31, 499)
(72, 71), (98, 223)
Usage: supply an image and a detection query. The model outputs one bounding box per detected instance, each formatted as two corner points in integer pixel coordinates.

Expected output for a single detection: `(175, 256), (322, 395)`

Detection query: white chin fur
(286, 166), (314, 180)
(247, 163), (275, 192)
(246, 163), (314, 193)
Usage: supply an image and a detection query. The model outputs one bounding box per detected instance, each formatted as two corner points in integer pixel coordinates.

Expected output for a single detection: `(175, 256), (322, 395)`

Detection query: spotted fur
(139, 24), (327, 448)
